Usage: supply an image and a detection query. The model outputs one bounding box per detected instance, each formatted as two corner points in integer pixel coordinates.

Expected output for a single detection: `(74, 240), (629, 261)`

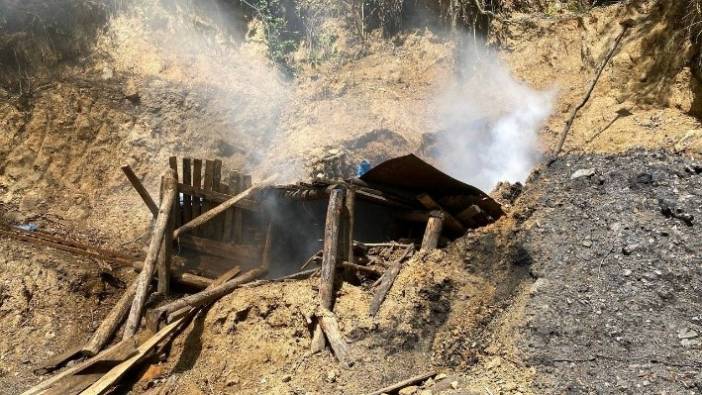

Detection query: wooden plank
(182, 158), (193, 223)
(80, 320), (184, 395)
(21, 338), (139, 395)
(192, 159), (203, 220)
(311, 189), (344, 353)
(176, 184), (257, 211)
(123, 169), (177, 339)
(416, 193), (465, 234)
(221, 184), (234, 242)
(120, 165), (158, 217)
(213, 159), (224, 240)
(233, 172), (244, 243)
(169, 156), (181, 228)
(178, 234), (259, 262)
(203, 160), (215, 238)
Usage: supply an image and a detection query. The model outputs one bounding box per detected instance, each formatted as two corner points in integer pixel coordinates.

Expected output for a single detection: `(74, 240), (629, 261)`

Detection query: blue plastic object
(356, 160), (371, 177)
(16, 223), (38, 232)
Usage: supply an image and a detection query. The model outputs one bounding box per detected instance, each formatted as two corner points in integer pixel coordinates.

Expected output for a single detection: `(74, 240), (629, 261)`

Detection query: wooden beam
(168, 156), (181, 228)
(369, 246), (413, 316)
(150, 267), (265, 317)
(157, 176), (176, 295)
(192, 159), (203, 219)
(182, 158), (193, 223)
(173, 176), (274, 239)
(123, 169), (177, 339)
(420, 213), (443, 251)
(120, 164), (158, 217)
(177, 183), (257, 211)
(312, 188), (344, 353)
(83, 281), (138, 356)
(416, 193), (465, 234)
(318, 308), (353, 368)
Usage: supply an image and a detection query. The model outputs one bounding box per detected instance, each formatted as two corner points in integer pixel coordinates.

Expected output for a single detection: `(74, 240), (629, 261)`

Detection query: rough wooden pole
(83, 281), (138, 356)
(123, 169), (177, 339)
(420, 212), (443, 251)
(318, 308), (353, 368)
(120, 164), (158, 217)
(312, 188), (344, 353)
(150, 267), (265, 317)
(173, 175), (275, 239)
(365, 372), (437, 395)
(157, 176), (176, 295)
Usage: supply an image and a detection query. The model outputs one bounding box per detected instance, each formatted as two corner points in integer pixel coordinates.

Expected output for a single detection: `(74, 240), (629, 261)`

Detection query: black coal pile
(515, 150), (702, 393)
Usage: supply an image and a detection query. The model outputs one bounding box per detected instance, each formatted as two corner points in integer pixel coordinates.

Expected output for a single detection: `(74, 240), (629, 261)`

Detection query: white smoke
(431, 43), (554, 191)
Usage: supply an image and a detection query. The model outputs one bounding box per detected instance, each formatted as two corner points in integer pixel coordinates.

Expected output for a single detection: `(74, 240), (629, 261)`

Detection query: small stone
(678, 328), (699, 339)
(434, 373), (447, 381)
(571, 168), (596, 179)
(582, 240), (592, 248)
(398, 385), (418, 395)
(226, 376), (240, 386)
(326, 370), (337, 383)
(622, 244), (639, 255)
(623, 269), (632, 277)
(282, 374), (292, 383)
(450, 381), (459, 389)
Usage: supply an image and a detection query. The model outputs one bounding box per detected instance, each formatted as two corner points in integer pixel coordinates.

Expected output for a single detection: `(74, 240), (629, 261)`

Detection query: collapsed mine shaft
(18, 153), (503, 394)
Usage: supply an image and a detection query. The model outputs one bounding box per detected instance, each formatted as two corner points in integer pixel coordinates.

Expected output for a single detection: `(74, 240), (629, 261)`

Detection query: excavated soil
(4, 0), (702, 394)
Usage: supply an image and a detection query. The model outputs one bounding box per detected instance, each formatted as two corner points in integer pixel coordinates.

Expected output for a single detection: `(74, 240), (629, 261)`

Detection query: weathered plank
(182, 158), (193, 223)
(420, 212), (443, 251)
(192, 159), (203, 220)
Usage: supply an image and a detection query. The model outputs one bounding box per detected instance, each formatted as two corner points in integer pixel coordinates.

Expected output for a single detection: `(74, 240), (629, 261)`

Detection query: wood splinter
(121, 164), (158, 217)
(364, 371), (437, 395)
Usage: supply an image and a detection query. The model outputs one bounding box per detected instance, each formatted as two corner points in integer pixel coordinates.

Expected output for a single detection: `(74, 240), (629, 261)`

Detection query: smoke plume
(430, 43), (554, 191)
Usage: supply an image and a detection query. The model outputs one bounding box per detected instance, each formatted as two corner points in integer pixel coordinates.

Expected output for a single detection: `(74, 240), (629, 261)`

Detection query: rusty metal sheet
(360, 154), (504, 219)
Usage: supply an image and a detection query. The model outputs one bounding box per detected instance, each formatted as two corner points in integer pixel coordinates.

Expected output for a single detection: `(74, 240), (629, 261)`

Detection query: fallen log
(123, 169), (177, 339)
(159, 265), (241, 326)
(132, 261), (213, 289)
(312, 188), (344, 353)
(420, 212), (443, 251)
(173, 175), (275, 239)
(150, 267), (265, 318)
(121, 164), (158, 217)
(318, 308), (353, 368)
(364, 371), (437, 395)
(341, 261), (382, 276)
(369, 246), (414, 316)
(83, 281), (138, 356)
